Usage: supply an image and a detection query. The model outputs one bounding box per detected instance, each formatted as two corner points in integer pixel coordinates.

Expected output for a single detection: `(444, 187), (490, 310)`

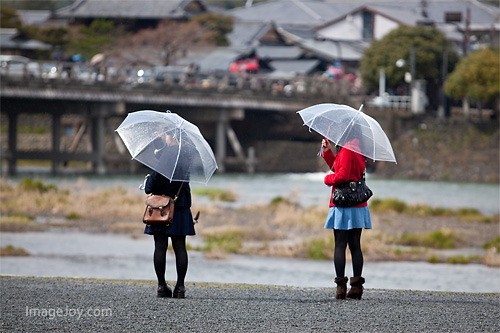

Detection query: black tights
(153, 234), (188, 287)
(333, 228), (363, 277)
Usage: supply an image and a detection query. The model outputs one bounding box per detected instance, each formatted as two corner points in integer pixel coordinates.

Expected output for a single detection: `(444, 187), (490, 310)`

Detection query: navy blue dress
(143, 171), (196, 236)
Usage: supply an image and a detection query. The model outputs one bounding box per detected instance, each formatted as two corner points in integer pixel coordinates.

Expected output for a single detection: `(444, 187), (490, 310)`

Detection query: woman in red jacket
(321, 138), (372, 300)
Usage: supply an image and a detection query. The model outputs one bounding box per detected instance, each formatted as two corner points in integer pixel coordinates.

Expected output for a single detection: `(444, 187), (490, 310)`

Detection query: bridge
(0, 61), (396, 176)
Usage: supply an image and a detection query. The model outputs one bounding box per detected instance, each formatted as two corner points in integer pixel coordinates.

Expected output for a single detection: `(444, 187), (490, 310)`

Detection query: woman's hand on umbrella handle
(322, 138), (331, 152)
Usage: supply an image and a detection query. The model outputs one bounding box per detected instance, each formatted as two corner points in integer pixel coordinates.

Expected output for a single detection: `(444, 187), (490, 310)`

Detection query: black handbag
(332, 175), (373, 207)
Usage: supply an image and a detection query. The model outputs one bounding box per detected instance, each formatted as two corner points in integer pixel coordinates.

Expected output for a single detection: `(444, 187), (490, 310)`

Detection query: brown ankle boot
(334, 276), (348, 299)
(346, 277), (365, 300)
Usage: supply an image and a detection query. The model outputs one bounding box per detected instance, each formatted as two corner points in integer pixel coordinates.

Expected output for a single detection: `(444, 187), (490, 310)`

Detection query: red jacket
(322, 139), (367, 208)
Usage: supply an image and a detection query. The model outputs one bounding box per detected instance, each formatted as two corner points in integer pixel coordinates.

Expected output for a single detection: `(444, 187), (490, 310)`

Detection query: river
(5, 172), (500, 215)
(1, 173), (499, 293)
(1, 231), (499, 293)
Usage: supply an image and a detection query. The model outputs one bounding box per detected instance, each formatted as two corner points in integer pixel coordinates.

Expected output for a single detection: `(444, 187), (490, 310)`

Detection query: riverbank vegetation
(1, 178), (499, 267)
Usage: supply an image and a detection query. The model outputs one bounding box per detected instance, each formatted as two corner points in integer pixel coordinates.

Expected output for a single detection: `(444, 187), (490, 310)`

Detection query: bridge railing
(0, 60), (362, 100)
(366, 95), (412, 110)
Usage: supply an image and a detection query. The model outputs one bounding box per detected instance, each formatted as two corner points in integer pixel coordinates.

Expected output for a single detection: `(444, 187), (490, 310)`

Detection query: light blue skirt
(324, 206), (372, 230)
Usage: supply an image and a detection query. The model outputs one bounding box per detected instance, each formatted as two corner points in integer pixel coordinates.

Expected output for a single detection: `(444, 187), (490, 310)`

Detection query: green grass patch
(201, 227), (246, 253)
(1, 213), (34, 221)
(446, 255), (482, 264)
(398, 229), (461, 249)
(305, 237), (333, 260)
(369, 198), (491, 221)
(66, 212), (81, 219)
(18, 125), (49, 134)
(17, 160), (51, 167)
(0, 244), (30, 256)
(483, 236), (500, 251)
(393, 247), (426, 255)
(19, 178), (57, 193)
(428, 256), (440, 263)
(192, 188), (236, 202)
(369, 198), (407, 213)
(0, 214), (42, 232)
(270, 196), (297, 206)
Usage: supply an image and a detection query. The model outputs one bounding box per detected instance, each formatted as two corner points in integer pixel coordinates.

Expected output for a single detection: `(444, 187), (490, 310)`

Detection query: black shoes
(173, 285), (186, 298)
(157, 285), (172, 298)
(157, 284), (185, 298)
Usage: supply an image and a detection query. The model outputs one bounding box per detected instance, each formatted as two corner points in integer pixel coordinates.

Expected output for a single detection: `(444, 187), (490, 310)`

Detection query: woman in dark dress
(144, 130), (195, 298)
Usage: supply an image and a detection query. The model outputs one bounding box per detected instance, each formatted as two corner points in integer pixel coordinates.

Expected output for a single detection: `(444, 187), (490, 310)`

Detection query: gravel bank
(1, 276), (499, 332)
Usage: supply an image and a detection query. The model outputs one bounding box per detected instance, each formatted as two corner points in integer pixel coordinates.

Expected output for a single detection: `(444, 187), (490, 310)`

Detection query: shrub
(270, 196), (296, 206)
(0, 245), (29, 256)
(483, 236), (500, 252)
(66, 212), (80, 219)
(369, 198), (490, 221)
(19, 178), (56, 193)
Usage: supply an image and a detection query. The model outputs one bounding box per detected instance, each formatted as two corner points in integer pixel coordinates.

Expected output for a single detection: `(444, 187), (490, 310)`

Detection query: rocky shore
(1, 276), (499, 332)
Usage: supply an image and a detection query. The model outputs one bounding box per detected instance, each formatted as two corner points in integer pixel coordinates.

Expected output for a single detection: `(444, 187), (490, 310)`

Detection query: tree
(0, 0), (74, 10)
(0, 7), (22, 29)
(110, 16), (232, 66)
(444, 48), (500, 118)
(20, 26), (68, 48)
(192, 13), (233, 46)
(360, 25), (459, 95)
(66, 19), (116, 60)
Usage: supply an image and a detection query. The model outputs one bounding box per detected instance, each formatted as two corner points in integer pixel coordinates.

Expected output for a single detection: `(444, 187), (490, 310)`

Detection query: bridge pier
(91, 106), (106, 175)
(7, 110), (17, 176)
(215, 109), (228, 173)
(52, 112), (62, 174)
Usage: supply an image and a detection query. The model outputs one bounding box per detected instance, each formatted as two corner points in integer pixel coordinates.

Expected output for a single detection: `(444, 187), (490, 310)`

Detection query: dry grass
(0, 179), (145, 223)
(1, 178), (499, 266)
(0, 215), (44, 232)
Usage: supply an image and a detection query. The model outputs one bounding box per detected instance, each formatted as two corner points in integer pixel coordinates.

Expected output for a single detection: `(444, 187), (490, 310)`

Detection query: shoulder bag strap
(173, 182), (184, 202)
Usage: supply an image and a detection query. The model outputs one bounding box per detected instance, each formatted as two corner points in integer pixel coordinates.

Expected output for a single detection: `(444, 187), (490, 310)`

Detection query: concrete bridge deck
(0, 67), (373, 176)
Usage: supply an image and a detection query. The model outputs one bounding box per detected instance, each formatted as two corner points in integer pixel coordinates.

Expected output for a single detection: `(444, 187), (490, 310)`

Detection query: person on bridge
(143, 129), (195, 298)
(321, 138), (372, 300)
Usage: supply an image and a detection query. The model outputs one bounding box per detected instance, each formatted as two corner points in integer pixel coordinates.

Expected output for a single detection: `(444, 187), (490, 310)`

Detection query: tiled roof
(0, 29), (52, 51)
(228, 0), (499, 27)
(56, 0), (206, 19)
(267, 59), (320, 78)
(227, 22), (273, 48)
(196, 48), (250, 72)
(229, 0), (357, 25)
(297, 39), (368, 61)
(255, 46), (303, 60)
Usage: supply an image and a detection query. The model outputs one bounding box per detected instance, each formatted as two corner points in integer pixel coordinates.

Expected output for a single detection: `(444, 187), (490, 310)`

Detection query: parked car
(153, 65), (187, 83)
(0, 55), (30, 78)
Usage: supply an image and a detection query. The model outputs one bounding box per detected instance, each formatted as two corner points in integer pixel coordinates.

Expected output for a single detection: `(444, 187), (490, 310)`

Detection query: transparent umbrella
(116, 110), (218, 184)
(297, 103), (397, 163)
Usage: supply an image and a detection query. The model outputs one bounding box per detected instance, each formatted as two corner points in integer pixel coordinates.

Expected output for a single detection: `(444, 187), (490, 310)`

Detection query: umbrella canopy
(90, 53), (105, 66)
(297, 103), (397, 163)
(116, 110), (218, 184)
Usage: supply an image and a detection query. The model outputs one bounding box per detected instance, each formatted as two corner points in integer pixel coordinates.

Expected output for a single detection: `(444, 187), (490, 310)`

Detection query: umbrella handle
(317, 137), (329, 156)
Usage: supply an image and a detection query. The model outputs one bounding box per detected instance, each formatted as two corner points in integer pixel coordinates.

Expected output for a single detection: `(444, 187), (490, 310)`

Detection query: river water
(1, 231), (499, 293)
(6, 172), (500, 215)
(1, 173), (499, 293)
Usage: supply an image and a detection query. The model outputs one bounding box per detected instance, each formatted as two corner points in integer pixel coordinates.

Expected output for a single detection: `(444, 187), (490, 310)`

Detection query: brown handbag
(143, 183), (184, 226)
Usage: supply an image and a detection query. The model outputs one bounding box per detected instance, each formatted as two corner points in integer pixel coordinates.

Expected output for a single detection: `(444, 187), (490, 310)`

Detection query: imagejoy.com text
(26, 306), (112, 320)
